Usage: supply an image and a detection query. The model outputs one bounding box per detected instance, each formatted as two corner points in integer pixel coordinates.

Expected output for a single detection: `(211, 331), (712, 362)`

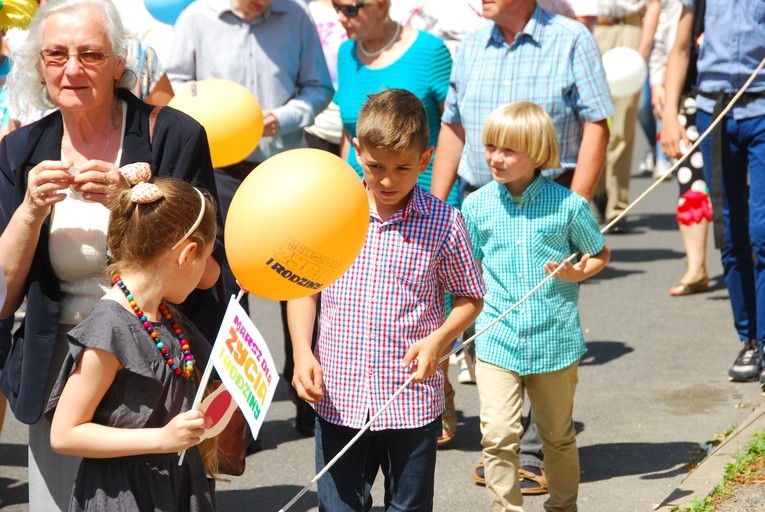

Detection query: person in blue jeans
(662, 0), (765, 385)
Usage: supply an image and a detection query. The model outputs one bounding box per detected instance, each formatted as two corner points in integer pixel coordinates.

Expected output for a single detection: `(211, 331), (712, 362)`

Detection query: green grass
(674, 429), (765, 512)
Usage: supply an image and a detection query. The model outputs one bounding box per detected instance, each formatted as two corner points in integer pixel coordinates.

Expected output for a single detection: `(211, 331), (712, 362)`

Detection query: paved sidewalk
(656, 402), (765, 511)
(2, 149), (765, 511)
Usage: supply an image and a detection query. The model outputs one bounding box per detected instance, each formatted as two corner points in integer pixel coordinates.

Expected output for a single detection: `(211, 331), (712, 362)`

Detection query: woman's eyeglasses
(39, 49), (110, 67)
(332, 1), (372, 18)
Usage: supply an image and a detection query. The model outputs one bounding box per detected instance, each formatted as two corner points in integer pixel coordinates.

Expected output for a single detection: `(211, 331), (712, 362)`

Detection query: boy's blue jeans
(696, 110), (765, 342)
(314, 416), (440, 512)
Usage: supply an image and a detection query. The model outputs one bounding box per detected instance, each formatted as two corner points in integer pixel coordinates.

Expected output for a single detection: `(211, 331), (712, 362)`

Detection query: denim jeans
(696, 110), (765, 342)
(638, 78), (656, 149)
(314, 416), (439, 512)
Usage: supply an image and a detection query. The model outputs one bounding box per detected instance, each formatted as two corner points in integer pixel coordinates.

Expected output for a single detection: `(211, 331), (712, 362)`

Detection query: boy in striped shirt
(462, 101), (610, 512)
(287, 89), (485, 511)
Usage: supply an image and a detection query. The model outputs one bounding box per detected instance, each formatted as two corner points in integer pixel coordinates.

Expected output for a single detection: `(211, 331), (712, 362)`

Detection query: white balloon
(601, 47), (647, 99)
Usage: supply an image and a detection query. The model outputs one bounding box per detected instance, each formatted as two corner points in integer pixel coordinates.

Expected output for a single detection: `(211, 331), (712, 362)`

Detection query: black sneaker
(728, 340), (763, 382)
(604, 217), (631, 234)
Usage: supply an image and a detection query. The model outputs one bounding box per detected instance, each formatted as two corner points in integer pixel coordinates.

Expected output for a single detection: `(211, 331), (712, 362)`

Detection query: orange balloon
(225, 149), (369, 300)
(168, 79), (263, 168)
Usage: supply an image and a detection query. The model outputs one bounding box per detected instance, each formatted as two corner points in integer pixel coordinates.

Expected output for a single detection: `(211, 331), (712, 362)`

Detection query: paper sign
(209, 297), (280, 440)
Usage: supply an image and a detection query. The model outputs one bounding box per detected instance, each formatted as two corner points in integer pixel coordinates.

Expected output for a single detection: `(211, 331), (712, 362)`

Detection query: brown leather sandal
(519, 466), (548, 495)
(472, 459), (486, 485)
(437, 389), (457, 447)
(669, 274), (709, 296)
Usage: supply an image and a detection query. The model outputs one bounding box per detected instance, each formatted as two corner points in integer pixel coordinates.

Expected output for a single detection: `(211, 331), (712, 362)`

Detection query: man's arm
(430, 122), (465, 201)
(270, 12), (333, 136)
(164, 10), (199, 93)
(566, 22), (615, 200)
(571, 119), (609, 200)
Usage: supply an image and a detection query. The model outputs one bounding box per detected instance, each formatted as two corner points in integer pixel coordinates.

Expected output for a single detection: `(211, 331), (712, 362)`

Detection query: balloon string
(277, 55), (765, 511)
(277, 373), (418, 512)
(601, 54), (765, 235)
(276, 259), (574, 512)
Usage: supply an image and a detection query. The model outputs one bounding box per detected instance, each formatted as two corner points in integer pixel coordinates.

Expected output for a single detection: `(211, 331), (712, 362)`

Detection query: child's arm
(50, 348), (205, 458)
(287, 294), (323, 403)
(400, 295), (483, 383)
(543, 245), (611, 283)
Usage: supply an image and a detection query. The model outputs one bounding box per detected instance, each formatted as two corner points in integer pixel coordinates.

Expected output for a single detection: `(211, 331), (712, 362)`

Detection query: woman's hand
(70, 160), (129, 206)
(158, 409), (206, 453)
(660, 114), (690, 159)
(26, 160), (73, 214)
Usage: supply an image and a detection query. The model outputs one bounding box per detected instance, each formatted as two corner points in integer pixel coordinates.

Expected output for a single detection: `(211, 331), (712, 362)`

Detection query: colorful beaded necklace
(113, 274), (196, 378)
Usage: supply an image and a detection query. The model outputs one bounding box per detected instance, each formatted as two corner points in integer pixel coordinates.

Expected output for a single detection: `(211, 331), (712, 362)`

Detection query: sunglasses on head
(332, 1), (372, 17)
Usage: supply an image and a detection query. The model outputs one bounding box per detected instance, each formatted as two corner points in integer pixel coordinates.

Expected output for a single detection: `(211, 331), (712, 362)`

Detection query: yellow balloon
(225, 149), (369, 300)
(168, 79), (263, 168)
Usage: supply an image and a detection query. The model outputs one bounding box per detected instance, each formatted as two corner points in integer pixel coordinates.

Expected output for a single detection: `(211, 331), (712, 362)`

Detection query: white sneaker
(652, 159), (672, 179)
(639, 152), (655, 176)
(458, 354), (476, 384)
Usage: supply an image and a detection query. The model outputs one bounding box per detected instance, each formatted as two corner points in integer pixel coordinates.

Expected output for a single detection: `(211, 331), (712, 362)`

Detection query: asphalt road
(2, 157), (764, 511)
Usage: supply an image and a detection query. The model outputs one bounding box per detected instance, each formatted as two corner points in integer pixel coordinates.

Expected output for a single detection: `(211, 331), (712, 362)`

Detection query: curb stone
(655, 401), (765, 511)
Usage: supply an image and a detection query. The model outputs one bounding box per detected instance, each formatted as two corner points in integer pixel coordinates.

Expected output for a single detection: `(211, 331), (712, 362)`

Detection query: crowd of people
(0, 0), (762, 511)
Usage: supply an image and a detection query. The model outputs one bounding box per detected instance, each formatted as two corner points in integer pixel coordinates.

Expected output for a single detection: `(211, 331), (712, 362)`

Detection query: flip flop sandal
(519, 466), (548, 495)
(437, 389), (457, 447)
(669, 274), (709, 296)
(472, 459), (486, 485)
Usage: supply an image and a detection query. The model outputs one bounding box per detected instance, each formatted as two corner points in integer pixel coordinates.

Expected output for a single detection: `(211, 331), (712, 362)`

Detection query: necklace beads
(358, 22), (401, 59)
(113, 275), (195, 379)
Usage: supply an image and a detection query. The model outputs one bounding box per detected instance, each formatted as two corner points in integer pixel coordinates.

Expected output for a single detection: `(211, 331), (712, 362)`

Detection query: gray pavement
(2, 163), (765, 511)
(656, 404), (765, 511)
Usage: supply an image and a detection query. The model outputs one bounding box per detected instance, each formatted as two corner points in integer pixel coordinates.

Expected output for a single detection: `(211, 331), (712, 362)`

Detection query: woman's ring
(37, 189), (44, 199)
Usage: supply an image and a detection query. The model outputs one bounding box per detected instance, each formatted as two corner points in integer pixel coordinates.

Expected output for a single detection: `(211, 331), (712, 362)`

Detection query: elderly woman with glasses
(0, 1), (222, 509)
